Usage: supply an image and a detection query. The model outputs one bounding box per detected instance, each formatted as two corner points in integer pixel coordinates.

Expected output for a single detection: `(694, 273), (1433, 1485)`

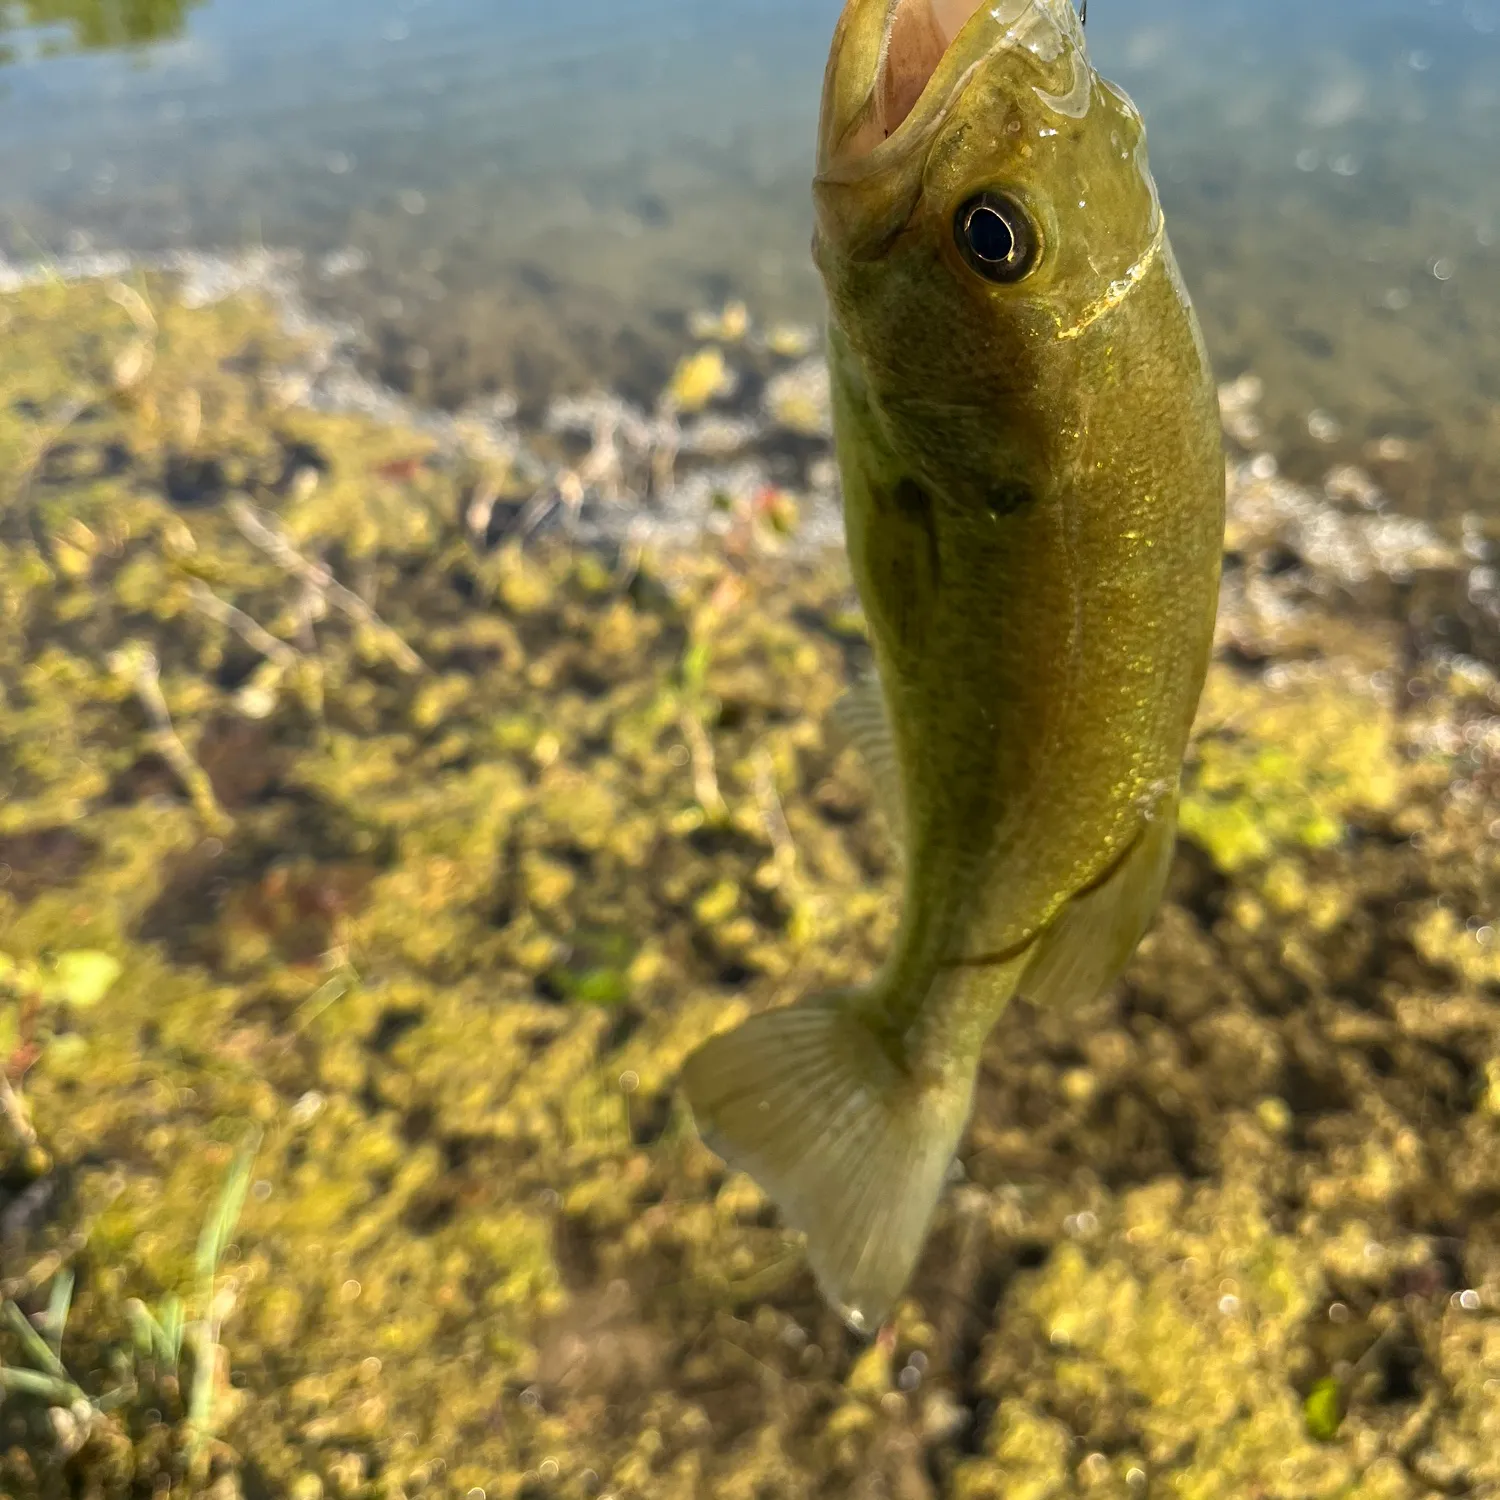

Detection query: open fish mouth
(818, 0), (1088, 176)
(879, 0), (992, 142)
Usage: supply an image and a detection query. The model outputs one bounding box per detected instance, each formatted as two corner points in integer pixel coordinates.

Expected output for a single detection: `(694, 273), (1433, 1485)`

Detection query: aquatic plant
(1, 1131), (258, 1489)
(0, 0), (203, 56)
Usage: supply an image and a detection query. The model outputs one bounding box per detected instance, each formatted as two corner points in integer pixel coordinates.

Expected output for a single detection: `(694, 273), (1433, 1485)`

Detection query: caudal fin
(680, 995), (975, 1332)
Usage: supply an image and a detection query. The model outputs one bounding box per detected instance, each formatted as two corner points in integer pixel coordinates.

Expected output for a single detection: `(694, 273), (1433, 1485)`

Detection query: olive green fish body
(683, 0), (1225, 1332)
(832, 249), (1222, 1015)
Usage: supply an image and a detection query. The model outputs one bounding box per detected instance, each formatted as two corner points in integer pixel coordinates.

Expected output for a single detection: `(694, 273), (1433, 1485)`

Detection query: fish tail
(680, 991), (977, 1333)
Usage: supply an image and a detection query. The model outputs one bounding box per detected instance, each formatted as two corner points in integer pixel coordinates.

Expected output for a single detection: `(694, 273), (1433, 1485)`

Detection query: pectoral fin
(1020, 793), (1180, 1012)
(828, 671), (906, 849)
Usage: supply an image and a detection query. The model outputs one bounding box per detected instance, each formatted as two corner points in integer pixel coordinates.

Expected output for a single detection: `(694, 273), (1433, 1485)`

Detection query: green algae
(0, 1), (202, 56)
(0, 272), (1498, 1499)
(1181, 669), (1404, 874)
(1306, 1377), (1345, 1443)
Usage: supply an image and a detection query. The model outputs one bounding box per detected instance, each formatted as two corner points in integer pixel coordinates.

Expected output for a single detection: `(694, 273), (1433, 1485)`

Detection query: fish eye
(954, 193), (1038, 284)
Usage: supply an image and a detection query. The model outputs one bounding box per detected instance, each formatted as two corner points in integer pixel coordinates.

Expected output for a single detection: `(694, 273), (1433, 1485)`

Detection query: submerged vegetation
(0, 266), (1498, 1497)
(0, 0), (202, 62)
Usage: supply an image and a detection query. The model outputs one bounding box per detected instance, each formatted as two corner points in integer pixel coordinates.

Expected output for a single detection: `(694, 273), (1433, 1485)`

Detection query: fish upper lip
(816, 55), (986, 188)
(816, 0), (1086, 186)
(816, 0), (988, 187)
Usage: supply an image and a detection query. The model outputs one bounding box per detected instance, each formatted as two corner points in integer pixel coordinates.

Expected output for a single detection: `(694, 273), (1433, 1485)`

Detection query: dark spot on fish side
(985, 480), (1036, 518)
(894, 477), (942, 589)
(862, 476), (943, 657)
(892, 476), (930, 519)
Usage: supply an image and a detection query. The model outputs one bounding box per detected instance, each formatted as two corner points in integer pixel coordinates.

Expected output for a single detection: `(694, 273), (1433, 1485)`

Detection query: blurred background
(1, 0), (1497, 516)
(2, 3), (1499, 1499)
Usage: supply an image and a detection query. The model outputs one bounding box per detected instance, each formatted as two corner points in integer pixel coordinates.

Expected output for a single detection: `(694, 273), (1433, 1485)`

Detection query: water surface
(1, 0), (1496, 517)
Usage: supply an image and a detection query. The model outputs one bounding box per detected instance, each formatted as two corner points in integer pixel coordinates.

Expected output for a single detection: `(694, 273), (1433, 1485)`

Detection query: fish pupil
(954, 192), (1037, 282)
(966, 206), (1014, 264)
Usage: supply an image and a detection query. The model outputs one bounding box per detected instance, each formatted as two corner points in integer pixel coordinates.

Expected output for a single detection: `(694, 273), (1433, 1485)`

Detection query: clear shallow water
(0, 0), (1497, 519)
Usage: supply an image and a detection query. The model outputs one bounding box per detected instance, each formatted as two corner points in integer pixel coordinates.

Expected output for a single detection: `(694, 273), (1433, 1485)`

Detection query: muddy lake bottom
(0, 260), (1497, 1498)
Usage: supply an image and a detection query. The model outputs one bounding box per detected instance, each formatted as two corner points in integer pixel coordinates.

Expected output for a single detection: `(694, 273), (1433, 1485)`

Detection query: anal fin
(1020, 792), (1180, 1013)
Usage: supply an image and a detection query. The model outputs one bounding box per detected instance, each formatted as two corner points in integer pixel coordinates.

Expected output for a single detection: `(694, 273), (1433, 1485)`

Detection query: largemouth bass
(682, 0), (1225, 1332)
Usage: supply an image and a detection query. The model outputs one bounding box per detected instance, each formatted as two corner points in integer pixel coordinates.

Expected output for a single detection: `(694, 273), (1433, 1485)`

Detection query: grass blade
(194, 1130), (260, 1319)
(126, 1295), (183, 1369)
(2, 1299), (71, 1384)
(44, 1268), (74, 1356)
(158, 1294), (184, 1366)
(186, 1320), (218, 1468)
(185, 1127), (261, 1474)
(0, 1367), (81, 1403)
(125, 1298), (161, 1363)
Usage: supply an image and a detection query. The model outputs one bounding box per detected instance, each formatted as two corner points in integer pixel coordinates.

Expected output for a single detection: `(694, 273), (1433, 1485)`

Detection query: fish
(681, 0), (1225, 1333)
